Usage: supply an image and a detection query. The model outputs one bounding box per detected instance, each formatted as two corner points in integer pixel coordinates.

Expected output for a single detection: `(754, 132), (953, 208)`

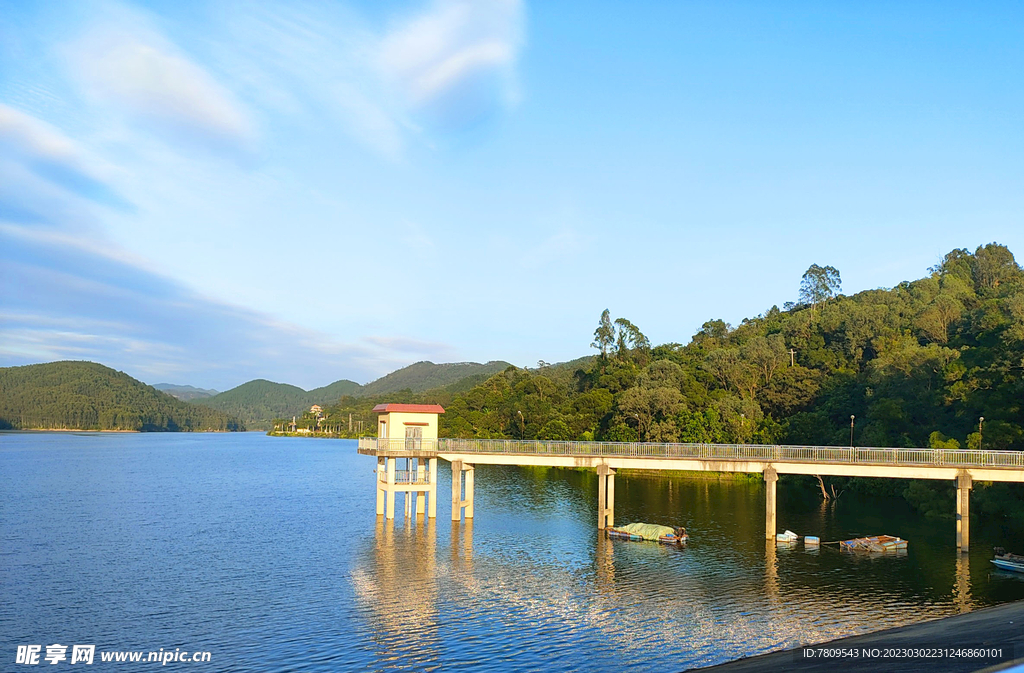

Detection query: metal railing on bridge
(357, 437), (1024, 469)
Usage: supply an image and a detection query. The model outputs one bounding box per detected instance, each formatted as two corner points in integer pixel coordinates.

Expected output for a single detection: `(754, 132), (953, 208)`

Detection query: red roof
(372, 403), (445, 414)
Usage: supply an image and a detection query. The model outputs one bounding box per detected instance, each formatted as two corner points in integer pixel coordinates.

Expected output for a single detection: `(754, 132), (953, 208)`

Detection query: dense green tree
(799, 264), (842, 310)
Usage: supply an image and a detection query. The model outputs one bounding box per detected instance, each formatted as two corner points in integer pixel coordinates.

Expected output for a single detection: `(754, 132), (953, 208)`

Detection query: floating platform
(606, 523), (688, 545)
(840, 535), (907, 553)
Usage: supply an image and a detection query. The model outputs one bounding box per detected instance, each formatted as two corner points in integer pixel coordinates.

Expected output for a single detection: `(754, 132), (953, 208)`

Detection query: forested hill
(386, 243), (1021, 452)
(0, 362), (243, 431)
(198, 361), (511, 429)
(194, 379), (350, 428)
(357, 360), (512, 397)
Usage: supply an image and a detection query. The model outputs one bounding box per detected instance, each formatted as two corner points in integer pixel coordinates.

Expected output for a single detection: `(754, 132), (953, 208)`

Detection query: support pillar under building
(597, 464), (615, 529)
(957, 471), (972, 553)
(764, 466), (778, 541)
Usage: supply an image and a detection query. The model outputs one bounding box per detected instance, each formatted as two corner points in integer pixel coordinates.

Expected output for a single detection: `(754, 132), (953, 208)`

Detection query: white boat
(992, 548), (1024, 573)
(776, 530), (798, 542)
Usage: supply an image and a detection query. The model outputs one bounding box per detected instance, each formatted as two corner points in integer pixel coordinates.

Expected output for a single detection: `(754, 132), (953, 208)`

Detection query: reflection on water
(5, 434), (1024, 673)
(350, 467), (1024, 671)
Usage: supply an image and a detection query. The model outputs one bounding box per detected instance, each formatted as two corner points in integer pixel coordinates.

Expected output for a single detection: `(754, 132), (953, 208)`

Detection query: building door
(405, 426), (422, 450)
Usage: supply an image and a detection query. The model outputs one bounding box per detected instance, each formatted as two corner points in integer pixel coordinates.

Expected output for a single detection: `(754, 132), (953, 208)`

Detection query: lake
(3, 432), (1024, 671)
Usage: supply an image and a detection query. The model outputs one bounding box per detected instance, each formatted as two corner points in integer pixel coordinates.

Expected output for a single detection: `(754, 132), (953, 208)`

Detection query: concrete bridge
(357, 437), (1024, 552)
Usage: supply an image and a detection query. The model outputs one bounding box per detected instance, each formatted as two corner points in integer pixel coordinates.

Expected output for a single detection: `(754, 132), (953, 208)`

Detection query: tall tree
(799, 264), (842, 310)
(592, 309), (615, 358)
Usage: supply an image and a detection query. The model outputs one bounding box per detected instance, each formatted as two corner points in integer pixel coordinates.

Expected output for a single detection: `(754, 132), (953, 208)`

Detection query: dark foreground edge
(685, 600), (1024, 673)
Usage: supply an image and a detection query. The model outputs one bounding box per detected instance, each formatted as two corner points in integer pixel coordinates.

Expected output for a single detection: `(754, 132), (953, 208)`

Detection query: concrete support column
(451, 459), (463, 521)
(597, 465), (607, 530)
(405, 458), (413, 518)
(416, 459), (427, 518)
(376, 457), (385, 516)
(464, 465), (475, 519)
(606, 469), (615, 529)
(764, 466), (778, 540)
(957, 471), (972, 553)
(385, 456), (396, 521)
(428, 458), (438, 519)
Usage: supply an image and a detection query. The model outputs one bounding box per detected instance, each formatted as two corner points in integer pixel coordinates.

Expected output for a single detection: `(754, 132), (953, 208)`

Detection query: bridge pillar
(957, 471), (972, 553)
(451, 460), (474, 522)
(764, 467), (778, 540)
(428, 458), (438, 519)
(597, 465), (615, 529)
(451, 460), (463, 521)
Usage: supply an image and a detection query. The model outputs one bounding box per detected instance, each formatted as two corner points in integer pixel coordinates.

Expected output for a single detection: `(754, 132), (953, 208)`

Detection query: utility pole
(789, 348), (797, 367)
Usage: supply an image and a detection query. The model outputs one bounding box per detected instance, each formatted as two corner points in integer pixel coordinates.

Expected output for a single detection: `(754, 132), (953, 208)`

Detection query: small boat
(840, 535), (908, 553)
(607, 523), (688, 545)
(992, 548), (1024, 573)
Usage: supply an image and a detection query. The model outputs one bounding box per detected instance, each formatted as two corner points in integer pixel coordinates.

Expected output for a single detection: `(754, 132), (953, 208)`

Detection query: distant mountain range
(152, 383), (220, 401)
(0, 362), (242, 431)
(0, 359), (523, 433)
(193, 360), (512, 429)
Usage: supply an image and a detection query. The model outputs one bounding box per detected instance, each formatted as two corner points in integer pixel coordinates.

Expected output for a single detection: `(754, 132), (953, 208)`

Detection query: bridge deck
(358, 438), (1024, 482)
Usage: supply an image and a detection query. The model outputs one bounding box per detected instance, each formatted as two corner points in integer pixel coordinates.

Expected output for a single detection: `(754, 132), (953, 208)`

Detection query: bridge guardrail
(357, 437), (1024, 468)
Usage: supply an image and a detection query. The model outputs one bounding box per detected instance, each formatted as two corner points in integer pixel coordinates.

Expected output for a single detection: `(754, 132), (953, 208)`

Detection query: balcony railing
(359, 437), (439, 452)
(378, 469), (431, 484)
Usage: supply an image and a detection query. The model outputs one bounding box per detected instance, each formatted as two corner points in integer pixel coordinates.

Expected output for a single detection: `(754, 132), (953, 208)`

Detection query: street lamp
(632, 413), (642, 441)
(517, 410), (524, 439)
(850, 415), (855, 448)
(979, 416), (984, 449)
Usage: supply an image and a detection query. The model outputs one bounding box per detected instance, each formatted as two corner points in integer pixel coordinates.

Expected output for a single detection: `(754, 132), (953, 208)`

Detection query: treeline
(433, 244), (1023, 451)
(317, 243), (1024, 518)
(0, 361), (244, 432)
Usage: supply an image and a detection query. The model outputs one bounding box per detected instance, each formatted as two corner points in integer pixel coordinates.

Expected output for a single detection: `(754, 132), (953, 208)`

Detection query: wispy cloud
(379, 0), (524, 129)
(0, 223), (436, 389)
(0, 103), (132, 214)
(64, 10), (257, 158)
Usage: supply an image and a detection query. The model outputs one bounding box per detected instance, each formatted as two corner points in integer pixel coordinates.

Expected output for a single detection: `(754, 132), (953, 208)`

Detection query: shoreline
(691, 599), (1024, 672)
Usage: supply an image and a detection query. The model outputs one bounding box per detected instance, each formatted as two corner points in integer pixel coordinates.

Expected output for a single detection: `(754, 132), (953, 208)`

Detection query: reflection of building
(358, 404), (443, 524)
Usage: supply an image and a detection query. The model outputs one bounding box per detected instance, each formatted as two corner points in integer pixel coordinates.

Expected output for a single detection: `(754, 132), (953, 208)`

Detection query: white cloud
(66, 16), (256, 155)
(379, 0), (524, 127)
(0, 104), (131, 220)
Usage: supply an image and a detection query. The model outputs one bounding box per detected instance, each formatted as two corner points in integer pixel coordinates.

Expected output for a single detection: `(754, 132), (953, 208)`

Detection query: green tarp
(617, 523), (675, 541)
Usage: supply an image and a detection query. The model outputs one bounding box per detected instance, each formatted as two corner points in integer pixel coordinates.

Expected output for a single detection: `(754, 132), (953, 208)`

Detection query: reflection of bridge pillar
(957, 471), (972, 553)
(764, 466), (778, 540)
(451, 460), (474, 522)
(597, 465), (615, 529)
(954, 554), (972, 613)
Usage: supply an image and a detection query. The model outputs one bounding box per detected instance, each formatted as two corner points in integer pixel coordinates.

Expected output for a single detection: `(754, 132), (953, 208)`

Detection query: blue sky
(2, 1), (1023, 390)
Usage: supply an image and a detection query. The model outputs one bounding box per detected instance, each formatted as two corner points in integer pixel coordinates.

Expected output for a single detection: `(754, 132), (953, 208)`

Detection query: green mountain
(428, 243), (1024, 518)
(358, 360), (512, 397)
(201, 361), (512, 431)
(153, 383), (219, 401)
(0, 361), (243, 431)
(195, 377), (361, 429)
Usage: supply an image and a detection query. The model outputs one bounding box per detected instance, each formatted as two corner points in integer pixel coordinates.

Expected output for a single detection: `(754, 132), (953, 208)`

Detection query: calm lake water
(3, 432), (1024, 672)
